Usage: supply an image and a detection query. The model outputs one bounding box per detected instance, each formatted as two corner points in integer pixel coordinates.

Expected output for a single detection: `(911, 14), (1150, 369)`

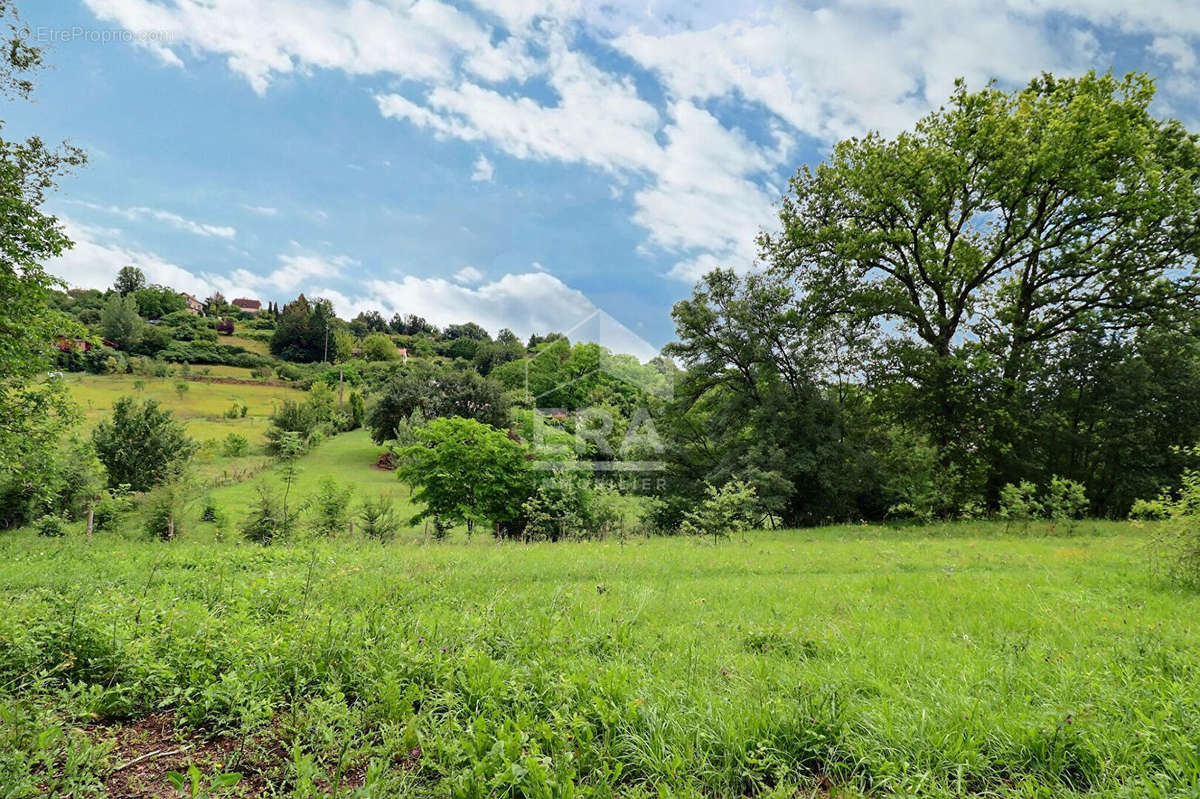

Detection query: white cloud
(48, 220), (656, 357)
(241, 204), (280, 217)
(336, 272), (660, 360)
(82, 0), (1200, 283)
(68, 200), (236, 239)
(229, 251), (352, 293)
(51, 218), (217, 296)
(84, 0), (496, 95)
(454, 265), (485, 283)
(470, 154), (495, 182)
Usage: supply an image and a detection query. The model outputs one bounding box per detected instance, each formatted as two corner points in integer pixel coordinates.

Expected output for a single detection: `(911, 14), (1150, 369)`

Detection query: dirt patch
(95, 713), (272, 798)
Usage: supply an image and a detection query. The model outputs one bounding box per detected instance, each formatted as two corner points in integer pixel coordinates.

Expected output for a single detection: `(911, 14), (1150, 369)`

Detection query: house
(181, 293), (205, 314)
(54, 336), (93, 353)
(231, 298), (262, 315)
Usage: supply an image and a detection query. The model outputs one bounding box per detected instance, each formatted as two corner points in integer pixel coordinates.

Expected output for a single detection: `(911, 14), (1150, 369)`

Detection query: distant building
(181, 293), (205, 314)
(231, 298), (262, 315)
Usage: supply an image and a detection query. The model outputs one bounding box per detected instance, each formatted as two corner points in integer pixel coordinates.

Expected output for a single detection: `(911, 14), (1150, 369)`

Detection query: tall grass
(1, 523), (1197, 796)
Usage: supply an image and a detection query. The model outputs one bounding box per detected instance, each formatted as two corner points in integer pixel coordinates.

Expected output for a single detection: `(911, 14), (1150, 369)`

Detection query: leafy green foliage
(132, 284), (186, 320)
(221, 432), (249, 458)
(366, 362), (510, 442)
(143, 485), (181, 541)
(241, 484), (291, 545)
(32, 514), (65, 537)
(310, 477), (353, 537)
(166, 763), (241, 799)
(113, 265), (145, 295)
(92, 397), (196, 492)
(397, 416), (531, 536)
(270, 294), (341, 363)
(680, 480), (760, 542)
(999, 481), (1042, 533)
(1135, 450), (1200, 588)
(360, 331), (399, 361)
(357, 494), (399, 542)
(99, 293), (142, 349)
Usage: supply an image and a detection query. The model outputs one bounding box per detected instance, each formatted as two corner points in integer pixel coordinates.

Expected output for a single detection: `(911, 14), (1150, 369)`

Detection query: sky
(7, 0), (1200, 359)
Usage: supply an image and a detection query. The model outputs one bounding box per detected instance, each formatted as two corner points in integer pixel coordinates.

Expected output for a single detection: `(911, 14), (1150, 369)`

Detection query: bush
(144, 487), (181, 541)
(92, 397), (197, 491)
(1045, 476), (1088, 532)
(242, 485), (292, 545)
(999, 480), (1042, 533)
(310, 478), (353, 537)
(361, 332), (399, 361)
(358, 496), (399, 542)
(223, 399), (248, 419)
(221, 433), (250, 458)
(199, 496), (222, 524)
(93, 486), (134, 532)
(680, 480), (760, 542)
(34, 515), (67, 537)
(1137, 453), (1200, 588)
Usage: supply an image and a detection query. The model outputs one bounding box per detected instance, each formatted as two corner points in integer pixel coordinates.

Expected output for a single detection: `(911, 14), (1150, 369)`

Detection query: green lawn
(2, 515), (1197, 797)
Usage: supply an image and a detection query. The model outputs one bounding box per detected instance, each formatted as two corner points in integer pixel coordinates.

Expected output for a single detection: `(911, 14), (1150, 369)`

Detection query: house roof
(231, 298), (262, 309)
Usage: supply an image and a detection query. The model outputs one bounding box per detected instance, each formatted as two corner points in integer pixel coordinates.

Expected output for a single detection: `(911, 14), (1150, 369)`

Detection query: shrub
(680, 480), (760, 542)
(359, 496), (400, 542)
(520, 476), (595, 542)
(199, 496), (222, 524)
(34, 515), (67, 537)
(1137, 453), (1200, 588)
(361, 332), (399, 361)
(242, 485), (292, 545)
(310, 478), (353, 537)
(144, 487), (181, 541)
(999, 480), (1042, 533)
(221, 433), (250, 458)
(92, 397), (197, 491)
(1045, 476), (1088, 532)
(93, 486), (134, 532)
(223, 399), (248, 419)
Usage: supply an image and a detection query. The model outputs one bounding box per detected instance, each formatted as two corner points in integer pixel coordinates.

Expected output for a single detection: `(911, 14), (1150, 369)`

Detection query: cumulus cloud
(82, 0), (1200, 281)
(49, 220), (657, 357)
(51, 218), (219, 296)
(454, 265), (485, 283)
(470, 154), (495, 182)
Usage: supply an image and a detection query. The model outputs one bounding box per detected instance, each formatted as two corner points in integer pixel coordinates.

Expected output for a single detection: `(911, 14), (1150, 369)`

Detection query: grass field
(2, 516), (1197, 797)
(64, 372), (303, 447)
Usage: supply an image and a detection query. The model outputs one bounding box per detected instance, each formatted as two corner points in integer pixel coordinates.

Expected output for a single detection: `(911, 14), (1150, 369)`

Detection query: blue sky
(8, 0), (1199, 358)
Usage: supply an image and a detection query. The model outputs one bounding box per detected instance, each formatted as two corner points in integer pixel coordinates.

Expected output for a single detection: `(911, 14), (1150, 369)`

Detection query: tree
(100, 293), (143, 349)
(0, 1), (86, 478)
(361, 331), (399, 361)
(397, 416), (532, 536)
(763, 71), (1200, 506)
(444, 321), (491, 341)
(366, 362), (510, 443)
(353, 310), (388, 333)
(113, 265), (146, 295)
(133, 284), (186, 319)
(663, 269), (878, 527)
(270, 294), (341, 362)
(92, 397), (197, 491)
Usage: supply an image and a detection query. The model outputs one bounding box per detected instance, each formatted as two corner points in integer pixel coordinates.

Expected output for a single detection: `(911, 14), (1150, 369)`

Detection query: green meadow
(64, 371), (304, 447)
(2, 510), (1198, 797)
